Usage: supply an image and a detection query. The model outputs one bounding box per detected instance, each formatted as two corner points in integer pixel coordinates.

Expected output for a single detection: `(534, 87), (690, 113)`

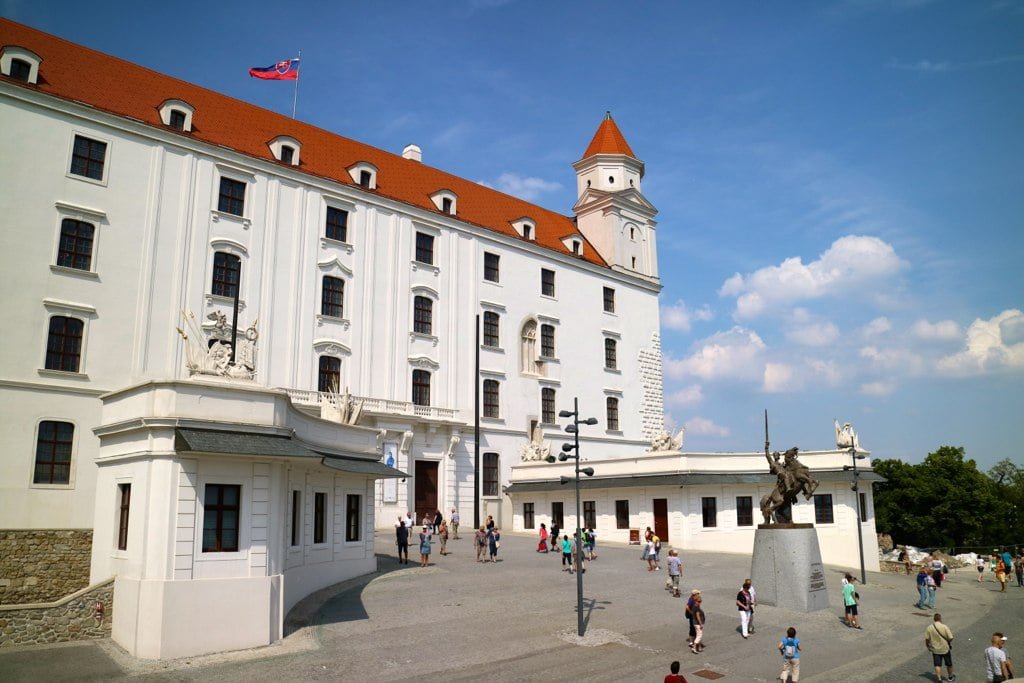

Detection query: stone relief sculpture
(519, 421), (551, 462)
(647, 427), (685, 452)
(399, 430), (414, 456)
(320, 379), (365, 425)
(177, 310), (258, 380)
(834, 419), (860, 450)
(759, 447), (820, 525)
(445, 431), (461, 459)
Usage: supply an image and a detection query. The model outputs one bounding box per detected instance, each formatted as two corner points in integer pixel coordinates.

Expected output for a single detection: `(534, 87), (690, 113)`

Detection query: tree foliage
(873, 446), (1021, 550)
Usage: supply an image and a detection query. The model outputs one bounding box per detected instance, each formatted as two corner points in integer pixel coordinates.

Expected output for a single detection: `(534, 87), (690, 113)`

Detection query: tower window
(321, 276), (344, 318)
(211, 252), (241, 298)
(325, 207), (348, 242)
(34, 420), (74, 485)
(57, 218), (95, 271)
(604, 338), (617, 370)
(540, 324), (555, 358)
(45, 316), (84, 373)
(414, 296), (433, 335)
(541, 387), (556, 424)
(217, 177), (246, 216)
(318, 355), (341, 393)
(483, 379), (499, 418)
(415, 232), (435, 265)
(70, 135), (107, 181)
(606, 397), (620, 431)
(483, 311), (500, 348)
(412, 369), (431, 406)
(541, 269), (555, 297)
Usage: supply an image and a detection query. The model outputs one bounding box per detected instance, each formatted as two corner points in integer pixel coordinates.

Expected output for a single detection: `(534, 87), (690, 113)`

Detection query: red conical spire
(582, 111), (636, 159)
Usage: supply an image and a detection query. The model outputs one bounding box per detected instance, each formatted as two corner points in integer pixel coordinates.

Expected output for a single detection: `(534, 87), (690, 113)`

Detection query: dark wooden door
(414, 461), (438, 522)
(653, 498), (669, 542)
(551, 501), (564, 529)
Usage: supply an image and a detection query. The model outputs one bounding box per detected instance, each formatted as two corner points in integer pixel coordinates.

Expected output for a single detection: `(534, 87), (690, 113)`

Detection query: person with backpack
(690, 594), (705, 654)
(924, 613), (955, 682)
(778, 626), (801, 682)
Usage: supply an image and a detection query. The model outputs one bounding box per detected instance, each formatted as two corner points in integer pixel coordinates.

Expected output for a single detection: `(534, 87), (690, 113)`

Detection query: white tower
(572, 113), (659, 279)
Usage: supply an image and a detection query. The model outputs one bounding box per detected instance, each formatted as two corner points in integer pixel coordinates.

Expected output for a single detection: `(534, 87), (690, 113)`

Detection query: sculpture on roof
(519, 421), (552, 462)
(320, 379), (365, 426)
(834, 419), (860, 451)
(177, 310), (258, 380)
(648, 427), (685, 452)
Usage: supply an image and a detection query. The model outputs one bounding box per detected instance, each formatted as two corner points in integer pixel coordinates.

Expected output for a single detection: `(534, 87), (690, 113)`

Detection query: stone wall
(0, 579), (113, 647)
(0, 529), (92, 605)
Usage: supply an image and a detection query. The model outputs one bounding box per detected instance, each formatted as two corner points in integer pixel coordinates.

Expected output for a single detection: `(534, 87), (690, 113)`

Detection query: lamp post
(547, 397), (596, 637)
(843, 447), (868, 585)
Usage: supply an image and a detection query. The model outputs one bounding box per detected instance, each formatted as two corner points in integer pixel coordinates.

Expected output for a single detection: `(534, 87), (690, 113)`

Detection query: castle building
(0, 19), (664, 656)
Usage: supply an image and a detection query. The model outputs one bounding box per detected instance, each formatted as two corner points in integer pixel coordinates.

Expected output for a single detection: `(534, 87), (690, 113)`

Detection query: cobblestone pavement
(1, 532), (1019, 682)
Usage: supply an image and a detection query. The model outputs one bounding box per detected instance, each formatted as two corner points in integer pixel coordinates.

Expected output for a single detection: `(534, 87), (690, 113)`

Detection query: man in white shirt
(985, 632), (1013, 683)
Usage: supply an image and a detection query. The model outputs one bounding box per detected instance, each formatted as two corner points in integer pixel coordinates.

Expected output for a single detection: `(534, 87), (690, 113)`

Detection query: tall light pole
(548, 397), (596, 637)
(844, 446), (868, 584)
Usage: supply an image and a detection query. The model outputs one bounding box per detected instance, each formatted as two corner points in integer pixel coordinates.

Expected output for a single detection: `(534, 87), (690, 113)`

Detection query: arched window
(483, 379), (499, 418)
(57, 218), (95, 271)
(318, 356), (341, 393)
(604, 338), (617, 370)
(45, 316), (84, 372)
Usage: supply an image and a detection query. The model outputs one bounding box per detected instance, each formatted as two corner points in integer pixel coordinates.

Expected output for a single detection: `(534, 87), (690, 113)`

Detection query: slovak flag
(248, 58), (300, 81)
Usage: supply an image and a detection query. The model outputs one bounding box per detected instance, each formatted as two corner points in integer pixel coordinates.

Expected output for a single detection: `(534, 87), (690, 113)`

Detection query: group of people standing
(536, 523), (596, 575)
(393, 508), (462, 567)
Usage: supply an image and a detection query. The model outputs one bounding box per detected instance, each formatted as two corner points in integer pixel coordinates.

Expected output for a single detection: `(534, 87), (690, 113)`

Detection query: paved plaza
(1, 531), (1020, 682)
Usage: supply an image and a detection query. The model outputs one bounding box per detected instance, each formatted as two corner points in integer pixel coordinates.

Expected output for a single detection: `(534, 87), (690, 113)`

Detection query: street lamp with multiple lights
(545, 397), (596, 637)
(843, 447), (868, 584)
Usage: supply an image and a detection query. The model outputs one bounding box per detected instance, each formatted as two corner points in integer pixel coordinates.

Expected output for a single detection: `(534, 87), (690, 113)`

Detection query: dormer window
(561, 236), (584, 256)
(1, 45), (42, 84)
(158, 99), (195, 132)
(572, 241), (581, 255)
(268, 135), (301, 166)
(430, 190), (458, 216)
(511, 217), (536, 241)
(348, 162), (378, 190)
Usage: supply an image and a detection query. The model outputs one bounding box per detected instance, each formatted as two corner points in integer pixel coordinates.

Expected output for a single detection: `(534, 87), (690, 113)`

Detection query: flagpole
(292, 50), (301, 119)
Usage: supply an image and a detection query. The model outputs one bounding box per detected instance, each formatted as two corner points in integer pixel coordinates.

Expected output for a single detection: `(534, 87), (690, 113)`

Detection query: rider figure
(782, 447), (817, 499)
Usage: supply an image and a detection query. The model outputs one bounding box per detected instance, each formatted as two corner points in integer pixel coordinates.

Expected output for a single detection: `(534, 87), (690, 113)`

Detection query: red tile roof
(581, 112), (636, 159)
(0, 18), (610, 267)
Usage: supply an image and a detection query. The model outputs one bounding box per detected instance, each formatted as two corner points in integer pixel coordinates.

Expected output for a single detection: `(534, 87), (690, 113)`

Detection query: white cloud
(860, 381), (895, 396)
(719, 235), (907, 319)
(911, 319), (961, 341)
(763, 363), (796, 393)
(665, 385), (704, 407)
(937, 309), (1024, 375)
(684, 416), (731, 438)
(786, 319), (840, 347)
(863, 317), (892, 337)
(661, 300), (713, 333)
(859, 345), (925, 374)
(483, 173), (562, 202)
(664, 327), (766, 381)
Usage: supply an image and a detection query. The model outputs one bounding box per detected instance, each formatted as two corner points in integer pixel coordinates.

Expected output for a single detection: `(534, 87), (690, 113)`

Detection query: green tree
(987, 458), (1024, 545)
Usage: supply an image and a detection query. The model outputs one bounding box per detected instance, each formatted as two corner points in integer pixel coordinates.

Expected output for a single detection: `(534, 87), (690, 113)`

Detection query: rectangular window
(541, 388), (556, 424)
(217, 177), (246, 216)
(483, 452), (499, 497)
(10, 58), (31, 82)
(813, 494), (834, 524)
(280, 145), (295, 165)
(441, 197), (453, 214)
(169, 109), (187, 131)
(415, 232), (434, 265)
(583, 501), (596, 530)
(603, 287), (615, 313)
(290, 490), (301, 546)
(314, 491), (327, 544)
(413, 296), (433, 335)
(483, 311), (500, 347)
(604, 338), (617, 370)
(70, 135), (107, 181)
(541, 268), (555, 297)
(484, 252), (500, 282)
(412, 369), (431, 406)
(117, 483), (131, 550)
(57, 219), (95, 271)
(483, 379), (500, 418)
(346, 494), (361, 542)
(202, 484), (241, 552)
(318, 356), (341, 393)
(321, 276), (344, 318)
(34, 420), (73, 485)
(540, 324), (555, 358)
(736, 496), (753, 527)
(45, 316), (84, 373)
(701, 497), (717, 528)
(359, 170), (373, 188)
(551, 502), (564, 529)
(211, 252), (241, 299)
(325, 207), (348, 242)
(859, 492), (868, 523)
(524, 502), (535, 529)
(606, 397), (620, 431)
(615, 500), (629, 529)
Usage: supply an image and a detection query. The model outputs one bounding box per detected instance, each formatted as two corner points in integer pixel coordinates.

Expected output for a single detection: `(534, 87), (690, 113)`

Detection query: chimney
(402, 144), (422, 162)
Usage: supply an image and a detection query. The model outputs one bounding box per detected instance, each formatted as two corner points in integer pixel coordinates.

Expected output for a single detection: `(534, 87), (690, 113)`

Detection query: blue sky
(7, 1), (1021, 468)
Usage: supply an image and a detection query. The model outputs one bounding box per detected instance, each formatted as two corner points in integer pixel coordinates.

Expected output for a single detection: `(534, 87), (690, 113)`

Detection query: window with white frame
(606, 396), (620, 431)
(117, 483), (131, 550)
(56, 218), (95, 271)
(484, 252), (500, 282)
(603, 287), (615, 313)
(483, 379), (500, 418)
(321, 276), (344, 318)
(202, 484), (241, 552)
(290, 490), (302, 546)
(415, 232), (435, 265)
(604, 338), (617, 370)
(483, 452), (499, 496)
(483, 311), (500, 348)
(69, 134), (107, 182)
(217, 177), (246, 216)
(541, 387), (556, 424)
(318, 355), (341, 393)
(345, 494), (361, 542)
(414, 296), (433, 335)
(325, 206), (349, 242)
(412, 369), (431, 406)
(34, 420), (74, 485)
(211, 252), (241, 298)
(540, 324), (555, 358)
(158, 99), (195, 132)
(45, 316), (84, 373)
(313, 491), (327, 544)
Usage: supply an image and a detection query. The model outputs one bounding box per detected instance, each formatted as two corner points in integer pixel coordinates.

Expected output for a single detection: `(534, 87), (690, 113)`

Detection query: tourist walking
(925, 572), (937, 608)
(736, 580), (754, 638)
(978, 555), (988, 582)
(450, 508), (460, 538)
(745, 579), (758, 633)
(418, 526), (432, 567)
(1016, 548), (1024, 587)
(537, 523), (549, 552)
(690, 594), (705, 653)
(929, 554), (945, 588)
(438, 520), (449, 556)
(664, 660), (688, 683)
(843, 578), (861, 628)
(778, 626), (801, 682)
(405, 510), (416, 532)
(917, 567), (930, 608)
(395, 515), (409, 564)
(985, 632), (1013, 682)
(924, 613), (955, 683)
(433, 509), (443, 533)
(644, 535), (658, 572)
(665, 549), (682, 597)
(652, 533), (662, 571)
(560, 534), (573, 571)
(475, 526), (488, 562)
(586, 528), (597, 560)
(550, 521), (560, 551)
(488, 528), (500, 562)
(485, 515), (495, 531)
(583, 528), (595, 560)
(685, 590), (699, 646)
(995, 558), (1008, 592)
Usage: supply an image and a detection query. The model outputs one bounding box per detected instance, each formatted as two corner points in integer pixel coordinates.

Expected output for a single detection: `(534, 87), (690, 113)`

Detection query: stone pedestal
(750, 525), (829, 612)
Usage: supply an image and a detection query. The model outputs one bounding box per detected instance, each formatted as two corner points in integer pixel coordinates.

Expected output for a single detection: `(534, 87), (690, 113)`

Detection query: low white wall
(282, 556), (375, 615)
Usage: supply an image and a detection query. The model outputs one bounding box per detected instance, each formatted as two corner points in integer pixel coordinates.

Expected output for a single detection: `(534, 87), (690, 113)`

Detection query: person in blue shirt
(916, 567), (929, 609)
(778, 627), (801, 682)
